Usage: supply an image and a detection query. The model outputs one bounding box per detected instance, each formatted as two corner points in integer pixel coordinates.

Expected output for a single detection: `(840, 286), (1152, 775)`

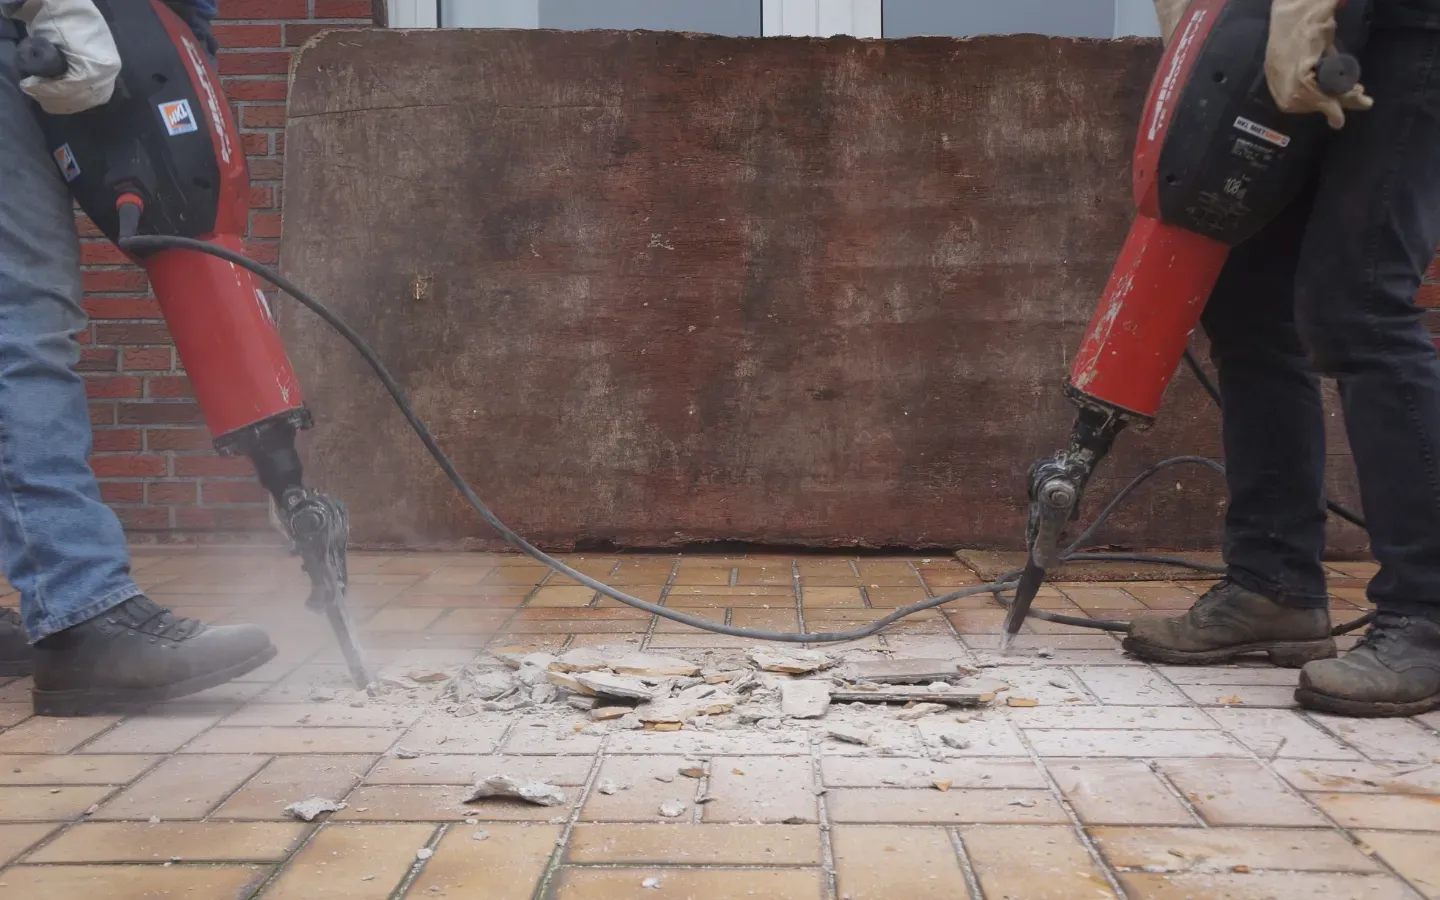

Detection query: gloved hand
(1153, 0), (1190, 46)
(1266, 0), (1373, 128)
(2, 0), (121, 114)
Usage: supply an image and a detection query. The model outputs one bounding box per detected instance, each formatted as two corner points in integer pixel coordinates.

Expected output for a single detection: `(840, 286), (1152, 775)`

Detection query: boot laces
(1353, 612), (1408, 654)
(121, 597), (204, 641)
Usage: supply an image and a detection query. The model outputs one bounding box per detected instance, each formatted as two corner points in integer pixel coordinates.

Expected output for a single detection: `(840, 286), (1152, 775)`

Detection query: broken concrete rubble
(748, 648), (834, 674)
(779, 681), (831, 719)
(464, 775), (566, 807)
(831, 687), (991, 706)
(284, 797), (346, 821)
(895, 702), (947, 721)
(845, 658), (973, 684)
(573, 672), (658, 701)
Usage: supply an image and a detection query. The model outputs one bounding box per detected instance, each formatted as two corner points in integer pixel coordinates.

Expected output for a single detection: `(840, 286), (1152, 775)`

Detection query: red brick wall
(77, 0), (375, 542)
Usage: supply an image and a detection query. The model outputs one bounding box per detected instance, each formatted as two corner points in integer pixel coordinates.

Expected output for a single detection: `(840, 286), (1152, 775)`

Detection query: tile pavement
(0, 551), (1433, 898)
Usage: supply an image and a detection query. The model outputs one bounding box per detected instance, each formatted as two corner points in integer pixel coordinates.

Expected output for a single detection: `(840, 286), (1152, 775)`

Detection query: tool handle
(15, 35), (68, 79)
(1316, 51), (1361, 96)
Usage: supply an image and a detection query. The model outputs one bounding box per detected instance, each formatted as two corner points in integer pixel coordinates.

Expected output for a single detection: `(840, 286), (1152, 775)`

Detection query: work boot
(1295, 613), (1440, 717)
(1122, 579), (1336, 667)
(31, 596), (275, 717)
(0, 608), (32, 677)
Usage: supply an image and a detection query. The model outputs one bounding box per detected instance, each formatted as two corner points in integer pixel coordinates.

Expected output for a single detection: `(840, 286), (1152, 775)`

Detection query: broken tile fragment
(607, 653), (702, 677)
(896, 702), (947, 720)
(574, 672), (657, 701)
(590, 706), (633, 721)
(657, 799), (687, 818)
(827, 724), (875, 745)
(464, 774), (566, 807)
(846, 658), (971, 684)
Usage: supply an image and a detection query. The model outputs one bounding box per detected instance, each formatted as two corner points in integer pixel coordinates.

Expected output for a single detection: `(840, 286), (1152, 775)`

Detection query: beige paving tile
(92, 754), (267, 821)
(1273, 759), (1440, 794)
(406, 822), (559, 897)
(0, 704), (31, 728)
(1091, 825), (1380, 873)
(567, 823), (822, 865)
(0, 754), (155, 785)
(703, 755), (816, 824)
(0, 864), (270, 899)
(1009, 706), (1213, 730)
(1356, 831), (1440, 899)
(1206, 708), (1364, 760)
(0, 824), (55, 865)
(184, 726), (402, 754)
(27, 821), (308, 863)
(828, 788), (1067, 824)
(221, 703), (422, 729)
(0, 716), (121, 753)
(397, 714), (509, 755)
(1158, 758), (1326, 826)
(1179, 683), (1301, 707)
(582, 756), (700, 822)
(1307, 714), (1440, 763)
(1119, 871), (1417, 899)
(366, 754), (590, 786)
(1309, 792), (1440, 830)
(962, 824), (1117, 899)
(1158, 665), (1301, 685)
(262, 823), (436, 899)
(911, 718), (1028, 757)
(1048, 760), (1195, 825)
(1026, 729), (1247, 758)
(0, 785), (115, 821)
(821, 757), (1046, 789)
(551, 867), (826, 899)
(1071, 667), (1189, 706)
(214, 755), (374, 820)
(79, 713), (224, 754)
(832, 825), (971, 899)
(365, 605), (446, 632)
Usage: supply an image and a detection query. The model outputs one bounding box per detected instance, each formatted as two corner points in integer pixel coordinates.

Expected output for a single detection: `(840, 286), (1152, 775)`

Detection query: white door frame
(387, 0), (437, 27)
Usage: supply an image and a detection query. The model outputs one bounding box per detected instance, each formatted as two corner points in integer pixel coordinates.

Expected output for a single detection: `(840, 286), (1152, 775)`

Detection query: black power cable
(120, 234), (1376, 642)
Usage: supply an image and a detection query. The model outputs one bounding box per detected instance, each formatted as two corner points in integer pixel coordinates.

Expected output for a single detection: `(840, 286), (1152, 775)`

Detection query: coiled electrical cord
(120, 234), (1376, 643)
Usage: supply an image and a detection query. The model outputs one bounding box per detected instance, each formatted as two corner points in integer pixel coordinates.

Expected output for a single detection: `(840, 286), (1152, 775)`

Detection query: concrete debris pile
(413, 645), (1015, 740)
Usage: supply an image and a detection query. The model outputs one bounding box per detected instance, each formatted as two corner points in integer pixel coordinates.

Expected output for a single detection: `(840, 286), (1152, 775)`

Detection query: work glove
(1153, 0), (1190, 46)
(1, 0), (120, 114)
(1266, 0), (1373, 128)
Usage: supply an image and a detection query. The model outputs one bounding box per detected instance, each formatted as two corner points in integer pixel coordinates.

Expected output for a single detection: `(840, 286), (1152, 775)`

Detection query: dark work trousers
(1200, 3), (1440, 621)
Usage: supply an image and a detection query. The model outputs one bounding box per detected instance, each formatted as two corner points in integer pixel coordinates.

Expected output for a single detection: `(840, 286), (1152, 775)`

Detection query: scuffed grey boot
(0, 608), (32, 677)
(1296, 613), (1440, 717)
(1122, 579), (1335, 667)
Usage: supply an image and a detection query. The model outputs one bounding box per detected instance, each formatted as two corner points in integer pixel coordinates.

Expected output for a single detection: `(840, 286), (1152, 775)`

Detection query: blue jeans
(1202, 6), (1440, 620)
(0, 36), (141, 640)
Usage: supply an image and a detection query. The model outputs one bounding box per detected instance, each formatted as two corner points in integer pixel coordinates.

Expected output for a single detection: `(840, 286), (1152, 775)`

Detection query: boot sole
(30, 643), (278, 717)
(1121, 636), (1337, 668)
(1295, 686), (1440, 718)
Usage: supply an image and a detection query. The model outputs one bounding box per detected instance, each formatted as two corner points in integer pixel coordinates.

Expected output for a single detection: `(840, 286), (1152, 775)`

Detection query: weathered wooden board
(279, 28), (1365, 552)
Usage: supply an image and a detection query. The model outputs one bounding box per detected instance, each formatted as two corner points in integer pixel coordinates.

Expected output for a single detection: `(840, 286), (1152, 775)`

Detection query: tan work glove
(1153, 0), (1191, 46)
(2, 0), (120, 114)
(1266, 0), (1373, 128)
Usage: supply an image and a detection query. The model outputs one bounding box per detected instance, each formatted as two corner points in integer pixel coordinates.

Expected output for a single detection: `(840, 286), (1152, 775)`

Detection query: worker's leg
(1122, 191), (1336, 666)
(0, 39), (141, 642)
(1, 38), (275, 715)
(1290, 21), (1440, 716)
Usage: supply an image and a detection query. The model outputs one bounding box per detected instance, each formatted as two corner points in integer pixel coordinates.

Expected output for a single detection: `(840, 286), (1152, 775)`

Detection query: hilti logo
(181, 34), (232, 164)
(158, 99), (198, 136)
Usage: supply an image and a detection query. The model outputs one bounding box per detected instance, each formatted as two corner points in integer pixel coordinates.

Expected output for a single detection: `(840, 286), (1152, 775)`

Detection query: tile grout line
(793, 559), (807, 638)
(1012, 719), (1132, 899)
(528, 731), (612, 900)
(808, 736), (839, 900)
(637, 559), (680, 653)
(1142, 662), (1433, 897)
(946, 825), (986, 900)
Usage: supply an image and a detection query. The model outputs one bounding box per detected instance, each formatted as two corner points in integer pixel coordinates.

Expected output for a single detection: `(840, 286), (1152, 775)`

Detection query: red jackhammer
(999, 0), (1373, 650)
(15, 0), (372, 685)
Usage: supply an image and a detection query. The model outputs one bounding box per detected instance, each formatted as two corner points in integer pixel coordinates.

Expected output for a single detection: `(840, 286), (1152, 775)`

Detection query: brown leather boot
(1122, 579), (1336, 667)
(1296, 613), (1440, 717)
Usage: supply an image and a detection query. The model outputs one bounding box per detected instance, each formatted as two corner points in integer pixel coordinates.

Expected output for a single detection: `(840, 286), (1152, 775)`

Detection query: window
(391, 0), (1159, 39)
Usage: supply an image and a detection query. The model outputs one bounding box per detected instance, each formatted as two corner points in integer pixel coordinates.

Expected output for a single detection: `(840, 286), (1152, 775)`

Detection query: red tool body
(17, 0), (370, 685)
(1001, 0), (1372, 648)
